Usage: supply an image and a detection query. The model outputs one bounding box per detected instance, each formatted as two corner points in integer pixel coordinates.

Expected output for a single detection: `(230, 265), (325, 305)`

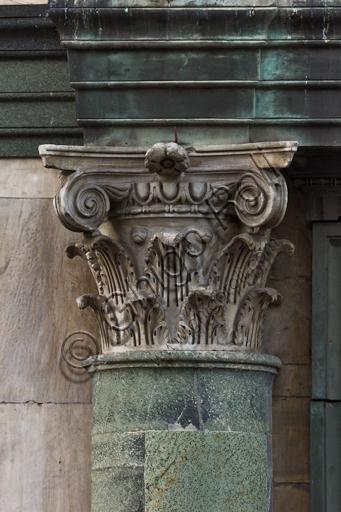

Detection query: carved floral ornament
(144, 142), (190, 176)
(40, 141), (297, 355)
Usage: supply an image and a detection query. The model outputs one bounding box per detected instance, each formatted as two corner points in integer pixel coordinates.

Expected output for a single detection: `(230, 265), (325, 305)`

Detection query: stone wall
(0, 158), (311, 512)
(265, 175), (312, 511)
(0, 158), (93, 512)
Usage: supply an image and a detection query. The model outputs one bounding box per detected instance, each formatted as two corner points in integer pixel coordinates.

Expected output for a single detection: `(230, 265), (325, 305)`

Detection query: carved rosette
(40, 141), (297, 354)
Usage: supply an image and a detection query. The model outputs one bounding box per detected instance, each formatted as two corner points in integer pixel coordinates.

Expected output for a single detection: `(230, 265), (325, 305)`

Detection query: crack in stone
(193, 369), (205, 431)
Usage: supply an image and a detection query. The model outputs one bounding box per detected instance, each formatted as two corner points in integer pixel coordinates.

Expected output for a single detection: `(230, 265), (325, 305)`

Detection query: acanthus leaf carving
(65, 225), (294, 353)
(175, 290), (227, 348)
(46, 141), (297, 355)
(173, 233), (294, 351)
(233, 288), (281, 350)
(209, 233), (294, 305)
(67, 233), (170, 352)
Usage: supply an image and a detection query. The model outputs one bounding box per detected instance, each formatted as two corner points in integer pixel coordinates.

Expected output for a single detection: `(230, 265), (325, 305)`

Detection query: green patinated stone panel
(91, 366), (273, 435)
(0, 6), (80, 156)
(91, 367), (200, 434)
(0, 16), (60, 51)
(51, 0), (273, 7)
(92, 467), (144, 512)
(89, 354), (278, 512)
(311, 224), (341, 512)
(256, 88), (341, 119)
(261, 47), (341, 81)
(68, 49), (259, 82)
(92, 432), (145, 469)
(145, 431), (268, 512)
(267, 8), (341, 40)
(77, 88), (254, 120)
(84, 122), (341, 149)
(51, 8), (275, 42)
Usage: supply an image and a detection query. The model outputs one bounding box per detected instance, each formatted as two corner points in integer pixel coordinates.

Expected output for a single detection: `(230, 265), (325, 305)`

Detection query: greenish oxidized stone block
(48, 2), (341, 148)
(92, 467), (144, 512)
(196, 368), (274, 433)
(145, 431), (268, 512)
(86, 352), (280, 512)
(91, 367), (201, 434)
(260, 48), (341, 81)
(92, 432), (145, 470)
(255, 89), (341, 119)
(91, 365), (274, 435)
(68, 49), (259, 82)
(77, 88), (254, 120)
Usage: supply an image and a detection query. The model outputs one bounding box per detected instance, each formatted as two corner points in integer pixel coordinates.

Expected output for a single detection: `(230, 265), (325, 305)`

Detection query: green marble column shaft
(85, 351), (281, 512)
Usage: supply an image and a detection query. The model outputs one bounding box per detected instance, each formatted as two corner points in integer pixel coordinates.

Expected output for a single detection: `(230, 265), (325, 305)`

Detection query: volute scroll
(41, 140), (297, 355)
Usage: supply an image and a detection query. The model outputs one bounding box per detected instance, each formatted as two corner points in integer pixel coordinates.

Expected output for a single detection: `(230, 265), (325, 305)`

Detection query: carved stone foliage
(41, 141), (297, 354)
(66, 234), (170, 351)
(176, 234), (294, 351)
(66, 230), (293, 353)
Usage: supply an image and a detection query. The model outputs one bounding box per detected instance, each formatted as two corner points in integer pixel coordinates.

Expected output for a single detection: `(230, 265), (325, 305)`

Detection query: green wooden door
(312, 223), (341, 511)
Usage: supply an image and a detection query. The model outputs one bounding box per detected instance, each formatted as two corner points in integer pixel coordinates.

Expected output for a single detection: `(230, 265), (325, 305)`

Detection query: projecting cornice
(40, 141), (296, 355)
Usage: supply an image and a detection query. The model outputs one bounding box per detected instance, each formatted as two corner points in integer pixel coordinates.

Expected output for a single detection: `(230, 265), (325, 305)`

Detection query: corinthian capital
(40, 141), (297, 354)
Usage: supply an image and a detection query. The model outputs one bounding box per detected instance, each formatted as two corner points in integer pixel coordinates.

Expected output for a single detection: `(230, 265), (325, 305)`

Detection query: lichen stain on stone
(165, 476), (180, 488)
(152, 499), (169, 512)
(145, 431), (268, 512)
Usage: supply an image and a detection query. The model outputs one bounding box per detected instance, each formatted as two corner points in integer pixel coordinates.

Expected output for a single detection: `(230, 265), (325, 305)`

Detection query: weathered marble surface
(0, 157), (94, 512)
(0, 158), (61, 198)
(0, 403), (91, 512)
(273, 364), (311, 397)
(0, 0), (47, 4)
(0, 198), (96, 402)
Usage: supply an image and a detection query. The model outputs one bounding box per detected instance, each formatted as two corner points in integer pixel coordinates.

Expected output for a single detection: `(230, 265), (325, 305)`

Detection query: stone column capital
(40, 141), (297, 355)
